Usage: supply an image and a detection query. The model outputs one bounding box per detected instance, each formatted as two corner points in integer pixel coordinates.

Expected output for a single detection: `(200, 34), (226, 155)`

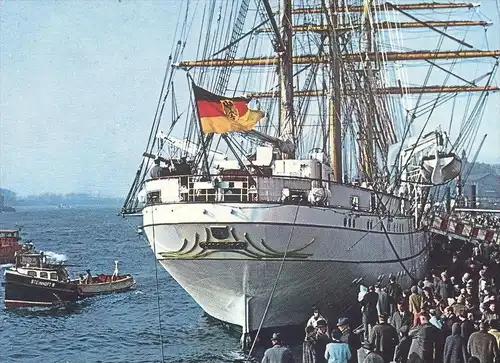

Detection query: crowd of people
(261, 238), (500, 363)
(471, 214), (500, 229)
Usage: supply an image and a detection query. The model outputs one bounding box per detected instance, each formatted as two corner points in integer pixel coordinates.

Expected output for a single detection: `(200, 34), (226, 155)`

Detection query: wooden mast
(258, 20), (491, 33)
(292, 2), (480, 14)
(245, 85), (500, 97)
(176, 49), (500, 67)
(326, 0), (343, 181)
(279, 0), (295, 158)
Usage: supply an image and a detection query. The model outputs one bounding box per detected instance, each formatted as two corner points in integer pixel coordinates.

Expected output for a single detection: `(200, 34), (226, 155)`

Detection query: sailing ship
(122, 0), (499, 343)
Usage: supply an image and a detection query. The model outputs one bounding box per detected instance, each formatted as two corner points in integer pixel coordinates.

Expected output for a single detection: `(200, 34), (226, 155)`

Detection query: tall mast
(362, 0), (375, 181)
(279, 0), (295, 158)
(326, 0), (342, 181)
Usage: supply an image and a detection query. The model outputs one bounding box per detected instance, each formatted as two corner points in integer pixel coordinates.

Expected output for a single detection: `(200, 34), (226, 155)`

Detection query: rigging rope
(151, 209), (166, 363)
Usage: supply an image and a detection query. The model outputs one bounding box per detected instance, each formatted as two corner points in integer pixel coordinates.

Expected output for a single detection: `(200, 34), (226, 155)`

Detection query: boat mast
(325, 0), (343, 181)
(279, 0), (295, 158)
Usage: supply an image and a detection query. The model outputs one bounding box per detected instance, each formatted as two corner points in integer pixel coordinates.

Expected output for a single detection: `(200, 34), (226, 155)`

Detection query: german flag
(193, 84), (265, 134)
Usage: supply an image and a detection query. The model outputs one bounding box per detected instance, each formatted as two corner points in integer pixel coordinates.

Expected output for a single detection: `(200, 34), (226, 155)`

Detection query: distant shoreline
(10, 203), (122, 211)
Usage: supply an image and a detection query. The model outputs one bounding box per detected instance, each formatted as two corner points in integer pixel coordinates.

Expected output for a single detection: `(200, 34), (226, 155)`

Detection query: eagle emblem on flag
(221, 100), (239, 121)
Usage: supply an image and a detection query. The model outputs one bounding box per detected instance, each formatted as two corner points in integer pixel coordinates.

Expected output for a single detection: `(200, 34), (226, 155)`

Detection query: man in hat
(369, 313), (398, 363)
(303, 325), (317, 363)
(358, 341), (384, 363)
(315, 319), (330, 363)
(338, 317), (361, 363)
(261, 333), (294, 363)
(408, 311), (442, 363)
(307, 307), (328, 329)
(391, 301), (413, 341)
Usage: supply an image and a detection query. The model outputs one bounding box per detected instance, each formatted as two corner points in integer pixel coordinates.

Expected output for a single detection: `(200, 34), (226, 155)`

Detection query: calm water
(0, 207), (253, 363)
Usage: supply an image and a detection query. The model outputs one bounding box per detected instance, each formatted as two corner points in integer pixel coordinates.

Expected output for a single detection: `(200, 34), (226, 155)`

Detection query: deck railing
(141, 173), (410, 218)
(145, 174), (320, 204)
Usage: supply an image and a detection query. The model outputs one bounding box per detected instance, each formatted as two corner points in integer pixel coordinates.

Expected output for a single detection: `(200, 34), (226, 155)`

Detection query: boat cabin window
(40, 271), (48, 279)
(0, 231), (18, 238)
(27, 271), (37, 277)
(50, 273), (58, 280)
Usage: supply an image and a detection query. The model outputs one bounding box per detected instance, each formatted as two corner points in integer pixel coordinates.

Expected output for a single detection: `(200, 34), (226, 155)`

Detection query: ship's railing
(142, 173), (408, 215)
(428, 213), (500, 244)
(145, 174), (316, 204)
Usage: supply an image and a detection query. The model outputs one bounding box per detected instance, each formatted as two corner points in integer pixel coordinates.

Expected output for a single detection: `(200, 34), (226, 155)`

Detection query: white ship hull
(142, 201), (428, 332)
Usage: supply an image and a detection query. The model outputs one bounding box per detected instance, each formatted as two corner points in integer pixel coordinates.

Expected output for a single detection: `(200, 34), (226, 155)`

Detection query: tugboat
(2, 246), (80, 308)
(0, 229), (22, 264)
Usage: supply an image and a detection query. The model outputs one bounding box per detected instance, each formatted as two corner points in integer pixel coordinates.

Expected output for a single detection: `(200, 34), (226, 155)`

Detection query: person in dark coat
(435, 272), (454, 300)
(338, 317), (361, 363)
(393, 326), (411, 363)
(441, 306), (459, 337)
(407, 311), (442, 363)
(315, 319), (330, 363)
(375, 284), (390, 318)
(358, 341), (384, 363)
(362, 286), (379, 341)
(369, 314), (398, 363)
(262, 333), (294, 363)
(303, 325), (317, 363)
(458, 311), (475, 343)
(443, 322), (468, 363)
(467, 322), (498, 363)
(391, 301), (413, 340)
(386, 276), (403, 315)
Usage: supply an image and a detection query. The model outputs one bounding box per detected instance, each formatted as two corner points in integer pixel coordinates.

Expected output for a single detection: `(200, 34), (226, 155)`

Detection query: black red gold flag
(192, 84), (265, 134)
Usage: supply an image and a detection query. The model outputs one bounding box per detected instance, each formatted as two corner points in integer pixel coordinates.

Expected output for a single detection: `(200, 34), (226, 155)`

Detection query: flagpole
(187, 74), (211, 178)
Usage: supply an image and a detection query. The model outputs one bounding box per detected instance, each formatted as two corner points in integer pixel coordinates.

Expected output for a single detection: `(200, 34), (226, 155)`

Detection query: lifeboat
(420, 151), (462, 184)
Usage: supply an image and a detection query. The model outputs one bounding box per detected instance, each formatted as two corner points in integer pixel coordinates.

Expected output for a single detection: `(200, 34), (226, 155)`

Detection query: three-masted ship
(122, 0), (499, 343)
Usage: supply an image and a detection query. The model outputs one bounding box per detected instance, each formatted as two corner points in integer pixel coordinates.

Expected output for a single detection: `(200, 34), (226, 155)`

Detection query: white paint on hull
(142, 202), (428, 331)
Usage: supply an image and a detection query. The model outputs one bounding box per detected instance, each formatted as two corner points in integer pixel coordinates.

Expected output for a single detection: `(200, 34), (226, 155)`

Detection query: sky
(0, 0), (499, 197)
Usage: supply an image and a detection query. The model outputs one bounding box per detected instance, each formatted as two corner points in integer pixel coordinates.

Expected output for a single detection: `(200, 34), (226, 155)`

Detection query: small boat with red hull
(73, 261), (135, 297)
(2, 248), (80, 308)
(0, 229), (22, 264)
